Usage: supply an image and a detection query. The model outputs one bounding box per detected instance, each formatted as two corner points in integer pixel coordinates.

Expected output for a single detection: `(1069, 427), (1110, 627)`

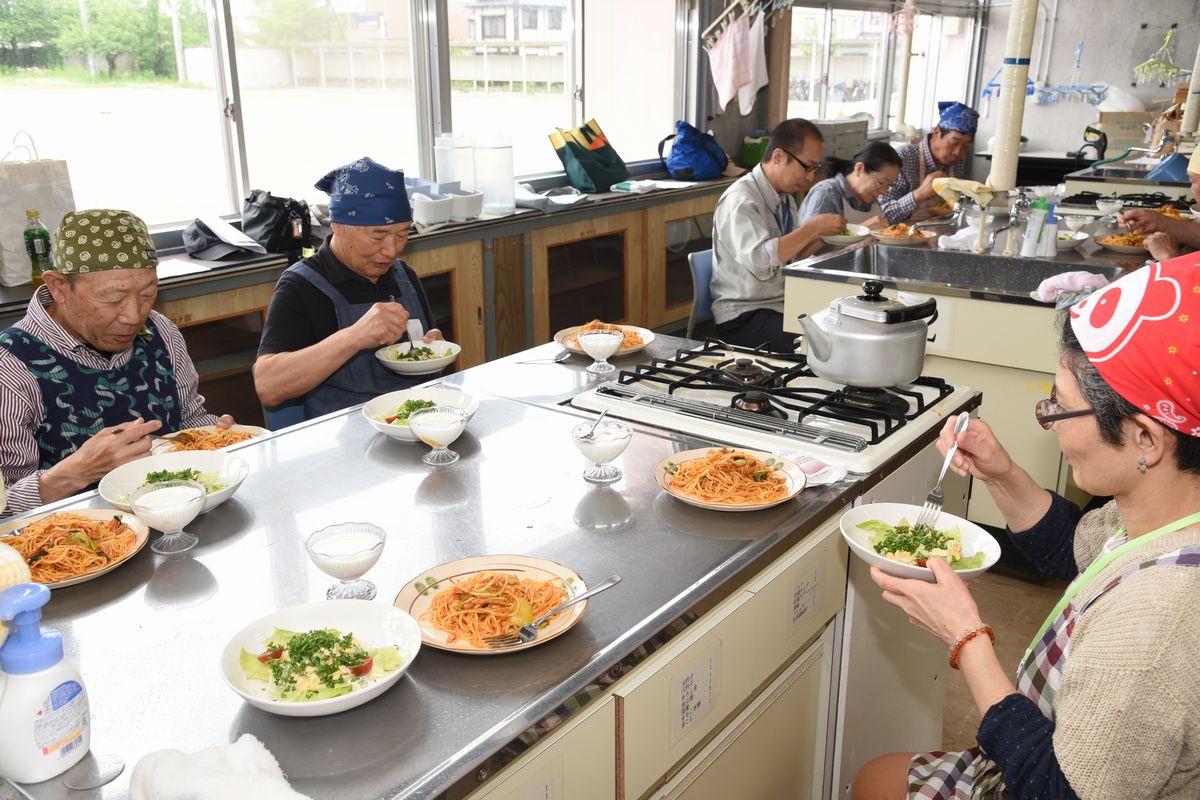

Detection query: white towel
(707, 14), (752, 112)
(129, 734), (311, 800)
(736, 12), (769, 114)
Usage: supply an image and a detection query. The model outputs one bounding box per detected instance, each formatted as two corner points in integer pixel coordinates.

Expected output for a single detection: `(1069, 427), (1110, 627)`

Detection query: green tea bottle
(24, 210), (52, 287)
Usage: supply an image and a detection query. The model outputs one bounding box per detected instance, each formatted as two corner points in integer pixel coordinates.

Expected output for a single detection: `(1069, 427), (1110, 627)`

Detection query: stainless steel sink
(1088, 166), (1153, 179)
(789, 245), (1124, 304)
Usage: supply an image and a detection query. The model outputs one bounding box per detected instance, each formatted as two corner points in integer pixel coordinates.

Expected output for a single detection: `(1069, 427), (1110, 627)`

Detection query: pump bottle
(0, 583), (90, 783)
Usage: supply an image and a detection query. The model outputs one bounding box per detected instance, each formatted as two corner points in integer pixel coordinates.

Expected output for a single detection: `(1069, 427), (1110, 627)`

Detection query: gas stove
(570, 340), (975, 474)
(1057, 191), (1192, 216)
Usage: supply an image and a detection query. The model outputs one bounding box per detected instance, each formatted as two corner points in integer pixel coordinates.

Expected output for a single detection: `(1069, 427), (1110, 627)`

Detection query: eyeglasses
(869, 173), (895, 191)
(781, 149), (821, 174)
(1034, 390), (1096, 430)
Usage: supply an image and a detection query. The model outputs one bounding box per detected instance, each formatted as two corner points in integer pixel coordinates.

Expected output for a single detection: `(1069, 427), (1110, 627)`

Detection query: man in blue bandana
(254, 157), (444, 420)
(878, 100), (979, 224)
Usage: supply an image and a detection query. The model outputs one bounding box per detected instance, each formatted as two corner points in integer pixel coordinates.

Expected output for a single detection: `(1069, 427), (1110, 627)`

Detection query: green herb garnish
(145, 468), (201, 484)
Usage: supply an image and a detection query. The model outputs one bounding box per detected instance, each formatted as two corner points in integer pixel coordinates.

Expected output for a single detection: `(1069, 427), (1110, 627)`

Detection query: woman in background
(798, 141), (903, 239)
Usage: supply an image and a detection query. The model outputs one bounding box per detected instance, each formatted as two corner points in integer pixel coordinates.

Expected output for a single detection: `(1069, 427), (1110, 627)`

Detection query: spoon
(579, 410), (609, 441)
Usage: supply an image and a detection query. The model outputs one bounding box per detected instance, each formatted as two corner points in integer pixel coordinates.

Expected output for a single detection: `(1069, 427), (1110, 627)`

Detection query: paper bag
(0, 159), (76, 286)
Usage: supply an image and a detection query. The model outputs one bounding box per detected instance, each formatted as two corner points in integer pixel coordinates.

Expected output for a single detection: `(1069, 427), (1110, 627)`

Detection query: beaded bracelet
(948, 624), (995, 670)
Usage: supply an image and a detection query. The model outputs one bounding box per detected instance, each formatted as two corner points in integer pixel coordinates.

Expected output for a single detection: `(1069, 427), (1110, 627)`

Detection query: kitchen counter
(4, 338), (936, 800)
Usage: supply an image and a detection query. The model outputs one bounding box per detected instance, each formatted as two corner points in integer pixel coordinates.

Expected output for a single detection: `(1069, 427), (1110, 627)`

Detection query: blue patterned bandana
(315, 156), (412, 225)
(936, 101), (979, 135)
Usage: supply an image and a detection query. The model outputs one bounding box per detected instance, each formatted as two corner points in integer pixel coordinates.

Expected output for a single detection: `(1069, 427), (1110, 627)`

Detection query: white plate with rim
(871, 230), (935, 247)
(362, 386), (480, 442)
(1190, 204), (1200, 221)
(98, 450), (249, 513)
(553, 324), (655, 357)
(394, 554), (588, 655)
(1095, 237), (1148, 254)
(0, 507), (150, 589)
(839, 502), (1000, 582)
(820, 223), (871, 246)
(219, 599), (421, 717)
(151, 424), (268, 455)
(654, 447), (807, 512)
(375, 340), (462, 376)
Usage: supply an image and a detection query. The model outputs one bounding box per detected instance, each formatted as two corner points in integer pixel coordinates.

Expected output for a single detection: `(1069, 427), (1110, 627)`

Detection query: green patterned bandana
(52, 209), (158, 273)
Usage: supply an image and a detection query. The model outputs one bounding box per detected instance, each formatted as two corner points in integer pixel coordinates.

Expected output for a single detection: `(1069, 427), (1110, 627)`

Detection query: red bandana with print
(1068, 253), (1200, 437)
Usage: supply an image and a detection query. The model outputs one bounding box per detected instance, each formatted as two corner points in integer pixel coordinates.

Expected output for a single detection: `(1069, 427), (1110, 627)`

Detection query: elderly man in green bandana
(0, 209), (236, 518)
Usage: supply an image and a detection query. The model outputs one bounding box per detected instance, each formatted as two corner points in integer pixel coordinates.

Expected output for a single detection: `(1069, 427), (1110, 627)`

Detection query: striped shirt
(0, 286), (218, 517)
(877, 135), (966, 224)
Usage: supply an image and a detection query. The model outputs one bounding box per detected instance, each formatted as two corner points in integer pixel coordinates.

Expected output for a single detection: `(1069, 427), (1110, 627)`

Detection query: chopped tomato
(384, 415), (398, 424)
(349, 657), (373, 677)
(257, 646), (283, 662)
(917, 558), (928, 568)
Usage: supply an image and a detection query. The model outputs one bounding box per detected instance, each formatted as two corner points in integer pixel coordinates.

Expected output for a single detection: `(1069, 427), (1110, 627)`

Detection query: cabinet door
(645, 197), (716, 330)
(406, 241), (487, 368)
(531, 211), (645, 342)
(654, 625), (837, 800)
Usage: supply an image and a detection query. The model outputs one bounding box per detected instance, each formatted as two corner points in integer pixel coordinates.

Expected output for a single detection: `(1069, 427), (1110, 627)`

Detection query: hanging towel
(737, 12), (769, 114)
(707, 14), (753, 112)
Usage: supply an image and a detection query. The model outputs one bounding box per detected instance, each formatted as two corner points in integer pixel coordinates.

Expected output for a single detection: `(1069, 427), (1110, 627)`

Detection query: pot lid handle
(856, 280), (887, 302)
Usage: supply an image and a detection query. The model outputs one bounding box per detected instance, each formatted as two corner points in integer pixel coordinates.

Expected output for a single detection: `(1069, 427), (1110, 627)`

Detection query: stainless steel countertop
(9, 347), (881, 800)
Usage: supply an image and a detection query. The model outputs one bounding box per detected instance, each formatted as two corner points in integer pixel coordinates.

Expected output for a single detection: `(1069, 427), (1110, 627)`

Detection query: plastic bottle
(23, 210), (52, 287)
(473, 136), (515, 215)
(1020, 197), (1049, 258)
(1039, 203), (1059, 258)
(0, 583), (90, 784)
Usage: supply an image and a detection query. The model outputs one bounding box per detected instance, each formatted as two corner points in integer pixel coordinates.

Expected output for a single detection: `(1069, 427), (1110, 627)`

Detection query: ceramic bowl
(1055, 231), (1090, 251)
(375, 339), (461, 375)
(219, 599), (421, 717)
(819, 223), (871, 246)
(362, 386), (480, 442)
(839, 502), (1000, 582)
(99, 450), (249, 514)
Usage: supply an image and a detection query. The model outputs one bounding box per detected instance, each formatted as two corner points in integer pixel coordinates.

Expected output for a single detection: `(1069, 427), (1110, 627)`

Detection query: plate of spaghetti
(1096, 232), (1149, 254)
(1154, 203), (1188, 220)
(554, 320), (654, 357)
(394, 555), (585, 654)
(871, 224), (935, 247)
(655, 447), (806, 512)
(152, 425), (268, 454)
(0, 508), (149, 588)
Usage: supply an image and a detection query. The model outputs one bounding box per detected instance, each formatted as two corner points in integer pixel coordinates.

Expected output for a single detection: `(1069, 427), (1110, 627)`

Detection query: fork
(914, 411), (971, 530)
(483, 574), (622, 649)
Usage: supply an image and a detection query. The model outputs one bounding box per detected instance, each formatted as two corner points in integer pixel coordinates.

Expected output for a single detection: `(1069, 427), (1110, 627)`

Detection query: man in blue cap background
(878, 100), (979, 224)
(254, 157), (444, 420)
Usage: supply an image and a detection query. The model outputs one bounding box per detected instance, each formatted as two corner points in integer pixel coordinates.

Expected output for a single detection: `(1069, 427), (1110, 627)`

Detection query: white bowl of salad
(219, 599), (421, 717)
(839, 502), (1001, 582)
(362, 386), (480, 442)
(99, 450), (249, 514)
(819, 223), (871, 246)
(375, 339), (461, 376)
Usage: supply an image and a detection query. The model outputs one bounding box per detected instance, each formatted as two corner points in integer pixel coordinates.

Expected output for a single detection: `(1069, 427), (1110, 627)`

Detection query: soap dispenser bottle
(0, 583), (90, 783)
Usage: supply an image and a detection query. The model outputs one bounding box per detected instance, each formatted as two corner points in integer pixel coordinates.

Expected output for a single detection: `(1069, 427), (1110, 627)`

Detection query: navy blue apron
(288, 260), (433, 419)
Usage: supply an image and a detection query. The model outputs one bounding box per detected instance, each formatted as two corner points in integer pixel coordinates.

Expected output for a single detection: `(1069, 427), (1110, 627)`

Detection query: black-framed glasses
(781, 149), (821, 174)
(1034, 391), (1096, 430)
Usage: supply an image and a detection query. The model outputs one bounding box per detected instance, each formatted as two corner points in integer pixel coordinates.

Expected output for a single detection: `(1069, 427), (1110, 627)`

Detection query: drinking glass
(130, 479), (206, 555)
(408, 405), (468, 466)
(571, 419), (632, 484)
(305, 522), (386, 600)
(577, 329), (624, 375)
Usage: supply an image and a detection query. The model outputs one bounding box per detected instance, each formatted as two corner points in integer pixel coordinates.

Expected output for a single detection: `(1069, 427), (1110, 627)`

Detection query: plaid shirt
(878, 135), (966, 224)
(0, 286), (218, 517)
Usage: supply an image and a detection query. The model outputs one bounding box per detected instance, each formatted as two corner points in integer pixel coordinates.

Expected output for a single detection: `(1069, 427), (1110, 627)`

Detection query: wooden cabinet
(645, 197), (717, 330)
(406, 240), (487, 369)
(531, 211), (645, 342)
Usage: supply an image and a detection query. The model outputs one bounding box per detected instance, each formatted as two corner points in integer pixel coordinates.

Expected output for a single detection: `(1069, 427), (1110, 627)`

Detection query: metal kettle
(796, 280), (937, 388)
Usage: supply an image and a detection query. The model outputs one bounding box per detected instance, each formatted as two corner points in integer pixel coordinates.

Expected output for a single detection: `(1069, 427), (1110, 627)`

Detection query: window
(481, 14), (506, 40)
(0, 0), (233, 220)
(447, 0), (572, 175)
(522, 8), (538, 30)
(228, 0), (422, 209)
(548, 8), (562, 30)
(789, 7), (887, 127)
(788, 7), (827, 120)
(892, 12), (976, 131)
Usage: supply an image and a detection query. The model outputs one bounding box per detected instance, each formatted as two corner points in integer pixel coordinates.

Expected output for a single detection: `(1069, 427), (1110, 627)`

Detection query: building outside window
(481, 14), (506, 39)
(547, 8), (562, 30)
(522, 7), (538, 30)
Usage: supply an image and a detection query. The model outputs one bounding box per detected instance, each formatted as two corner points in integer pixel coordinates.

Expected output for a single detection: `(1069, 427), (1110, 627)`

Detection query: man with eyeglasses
(710, 118), (846, 352)
(878, 101), (979, 224)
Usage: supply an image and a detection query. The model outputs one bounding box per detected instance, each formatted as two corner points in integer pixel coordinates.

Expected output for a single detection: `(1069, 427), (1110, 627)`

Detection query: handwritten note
(670, 640), (722, 745)
(791, 568), (821, 625)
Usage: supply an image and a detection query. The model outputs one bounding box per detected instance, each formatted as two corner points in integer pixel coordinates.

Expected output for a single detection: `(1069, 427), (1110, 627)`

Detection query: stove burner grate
(1059, 191), (1190, 211)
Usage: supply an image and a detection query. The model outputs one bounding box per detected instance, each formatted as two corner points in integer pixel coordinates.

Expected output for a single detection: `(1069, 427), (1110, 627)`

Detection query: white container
(474, 136), (516, 215)
(445, 190), (483, 222)
(1039, 220), (1059, 257)
(411, 193), (454, 225)
(1020, 207), (1048, 258)
(434, 134), (475, 192)
(0, 584), (90, 783)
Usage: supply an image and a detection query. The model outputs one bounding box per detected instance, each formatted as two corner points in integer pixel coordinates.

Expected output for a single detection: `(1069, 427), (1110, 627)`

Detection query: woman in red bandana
(853, 253), (1200, 800)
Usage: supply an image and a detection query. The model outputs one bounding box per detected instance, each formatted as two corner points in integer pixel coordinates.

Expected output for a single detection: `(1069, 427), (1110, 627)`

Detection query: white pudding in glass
(577, 330), (624, 360)
(572, 421), (632, 464)
(409, 409), (467, 448)
(132, 485), (204, 530)
(307, 529), (384, 580)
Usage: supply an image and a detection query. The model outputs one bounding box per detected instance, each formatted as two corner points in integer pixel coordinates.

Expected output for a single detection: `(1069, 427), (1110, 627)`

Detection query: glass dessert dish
(571, 418), (632, 484)
(1094, 199), (1124, 227)
(305, 522), (386, 600)
(129, 479), (206, 555)
(576, 329), (624, 375)
(408, 405), (468, 466)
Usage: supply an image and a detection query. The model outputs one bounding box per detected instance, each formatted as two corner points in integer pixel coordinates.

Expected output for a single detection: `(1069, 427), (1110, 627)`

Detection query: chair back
(686, 249), (715, 339)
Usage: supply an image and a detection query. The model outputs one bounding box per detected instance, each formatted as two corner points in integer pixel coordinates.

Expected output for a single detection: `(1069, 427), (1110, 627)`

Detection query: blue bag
(658, 121), (728, 181)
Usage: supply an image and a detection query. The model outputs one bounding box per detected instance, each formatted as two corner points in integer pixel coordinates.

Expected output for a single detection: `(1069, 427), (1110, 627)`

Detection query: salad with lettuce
(857, 519), (984, 570)
(239, 627), (404, 702)
(376, 399), (437, 426)
(142, 468), (227, 493)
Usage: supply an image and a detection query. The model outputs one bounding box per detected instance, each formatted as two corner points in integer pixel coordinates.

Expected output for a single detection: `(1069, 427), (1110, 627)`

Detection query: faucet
(986, 189), (1032, 252)
(909, 198), (964, 235)
(1126, 129), (1175, 157)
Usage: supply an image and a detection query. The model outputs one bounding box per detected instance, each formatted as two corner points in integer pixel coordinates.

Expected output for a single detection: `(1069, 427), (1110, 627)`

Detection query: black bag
(241, 190), (311, 257)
